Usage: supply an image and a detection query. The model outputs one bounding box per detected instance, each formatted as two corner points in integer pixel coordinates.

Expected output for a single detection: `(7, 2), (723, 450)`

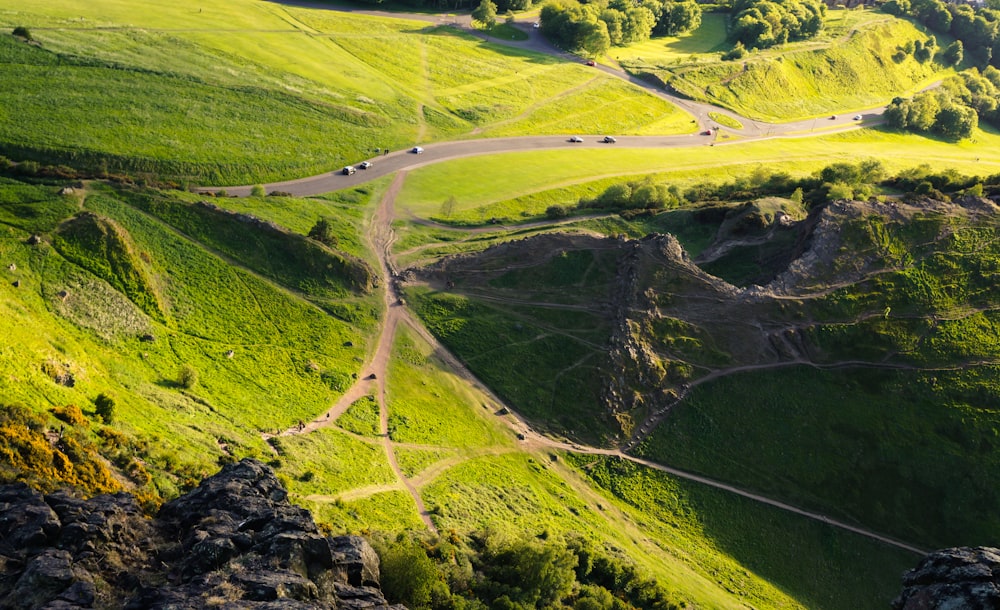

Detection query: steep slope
(406, 195), (1000, 555)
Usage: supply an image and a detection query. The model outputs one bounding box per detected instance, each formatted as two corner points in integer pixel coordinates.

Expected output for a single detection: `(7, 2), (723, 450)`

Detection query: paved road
(216, 4), (929, 555)
(204, 4), (891, 196)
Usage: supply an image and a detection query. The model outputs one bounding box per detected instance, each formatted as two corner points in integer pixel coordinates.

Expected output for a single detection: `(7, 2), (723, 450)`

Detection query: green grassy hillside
(659, 16), (947, 120)
(0, 0), (691, 184)
(0, 177), (379, 498)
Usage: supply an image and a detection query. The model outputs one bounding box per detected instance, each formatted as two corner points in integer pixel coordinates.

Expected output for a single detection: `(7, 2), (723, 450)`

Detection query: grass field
(386, 326), (512, 448)
(0, 0), (693, 182)
(406, 287), (615, 443)
(566, 453), (918, 610)
(636, 366), (1000, 549)
(392, 127), (998, 221)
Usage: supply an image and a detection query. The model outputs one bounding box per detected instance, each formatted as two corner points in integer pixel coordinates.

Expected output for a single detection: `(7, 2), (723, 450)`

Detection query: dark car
(602, 136), (616, 143)
(585, 60), (596, 66)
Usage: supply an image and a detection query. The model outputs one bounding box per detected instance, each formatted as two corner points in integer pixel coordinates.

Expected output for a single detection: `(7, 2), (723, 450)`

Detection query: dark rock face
(893, 547), (1000, 610)
(0, 459), (405, 610)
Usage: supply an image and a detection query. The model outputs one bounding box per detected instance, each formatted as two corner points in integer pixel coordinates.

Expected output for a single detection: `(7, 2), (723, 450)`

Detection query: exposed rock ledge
(0, 459), (405, 610)
(893, 547), (1000, 609)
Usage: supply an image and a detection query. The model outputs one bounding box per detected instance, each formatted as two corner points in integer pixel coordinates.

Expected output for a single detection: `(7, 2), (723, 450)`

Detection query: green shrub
(94, 393), (116, 424)
(12, 26), (31, 40)
(177, 364), (198, 389)
(250, 184), (266, 197)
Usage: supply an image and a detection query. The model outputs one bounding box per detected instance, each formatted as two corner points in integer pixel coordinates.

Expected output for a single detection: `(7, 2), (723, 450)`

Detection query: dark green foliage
(541, 0), (698, 51)
(94, 393), (116, 424)
(942, 40), (964, 66)
(408, 289), (611, 443)
(472, 0), (499, 29)
(307, 218), (340, 248)
(730, 0), (825, 49)
(374, 531), (684, 610)
(889, 0), (1000, 68)
(885, 89), (978, 140)
(545, 204), (569, 219)
(638, 366), (1000, 549)
(721, 41), (746, 61)
(569, 454), (916, 610)
(588, 178), (680, 211)
(12, 26), (31, 40)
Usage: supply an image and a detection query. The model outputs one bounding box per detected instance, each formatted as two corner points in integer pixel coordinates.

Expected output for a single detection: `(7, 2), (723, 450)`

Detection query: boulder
(0, 459), (405, 610)
(893, 547), (1000, 610)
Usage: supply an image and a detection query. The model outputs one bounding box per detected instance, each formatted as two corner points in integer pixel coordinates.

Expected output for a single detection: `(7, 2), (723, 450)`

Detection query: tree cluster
(583, 177), (684, 211)
(374, 531), (685, 610)
(729, 0), (825, 49)
(539, 0), (700, 56)
(883, 0), (1000, 68)
(886, 66), (1000, 139)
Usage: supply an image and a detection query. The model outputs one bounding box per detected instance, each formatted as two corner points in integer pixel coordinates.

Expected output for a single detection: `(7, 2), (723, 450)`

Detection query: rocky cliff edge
(0, 458), (405, 610)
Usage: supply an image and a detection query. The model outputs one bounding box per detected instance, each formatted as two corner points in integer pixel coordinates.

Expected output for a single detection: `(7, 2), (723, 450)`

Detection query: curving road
(204, 4), (894, 197)
(233, 4), (928, 556)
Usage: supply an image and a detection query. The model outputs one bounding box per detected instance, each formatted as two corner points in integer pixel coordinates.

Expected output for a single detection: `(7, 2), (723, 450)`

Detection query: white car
(359, 161), (372, 169)
(411, 146), (424, 154)
(568, 136), (583, 143)
(602, 136), (616, 143)
(853, 114), (863, 120)
(342, 166), (356, 175)
(533, 22), (540, 28)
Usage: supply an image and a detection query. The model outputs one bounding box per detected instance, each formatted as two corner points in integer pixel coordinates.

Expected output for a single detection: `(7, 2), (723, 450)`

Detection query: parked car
(532, 22), (540, 28)
(602, 136), (616, 143)
(829, 115), (837, 120)
(411, 146), (424, 154)
(568, 136), (584, 143)
(702, 129), (713, 135)
(342, 166), (356, 175)
(853, 114), (863, 120)
(585, 60), (596, 66)
(359, 161), (372, 169)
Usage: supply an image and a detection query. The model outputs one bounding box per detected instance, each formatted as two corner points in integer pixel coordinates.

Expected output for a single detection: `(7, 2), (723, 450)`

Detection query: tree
(440, 196), (458, 218)
(12, 26), (31, 40)
(94, 393), (116, 424)
(178, 364), (199, 390)
(934, 103), (978, 139)
(546, 205), (570, 219)
(578, 19), (611, 57)
(378, 540), (439, 608)
(473, 0), (498, 30)
(307, 218), (339, 247)
(943, 40), (964, 66)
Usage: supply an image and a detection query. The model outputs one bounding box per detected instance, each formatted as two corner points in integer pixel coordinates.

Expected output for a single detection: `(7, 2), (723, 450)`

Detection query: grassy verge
(393, 127), (997, 219)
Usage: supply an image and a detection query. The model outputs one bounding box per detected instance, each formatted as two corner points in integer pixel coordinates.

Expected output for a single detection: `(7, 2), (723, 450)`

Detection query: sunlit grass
(395, 127), (1000, 218)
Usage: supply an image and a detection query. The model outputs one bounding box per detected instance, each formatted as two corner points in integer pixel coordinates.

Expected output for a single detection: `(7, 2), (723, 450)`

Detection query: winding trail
(229, 3), (936, 556)
(264, 146), (930, 557)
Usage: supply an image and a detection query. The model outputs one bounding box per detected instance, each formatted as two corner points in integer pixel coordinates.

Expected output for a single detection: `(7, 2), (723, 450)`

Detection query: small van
(342, 166), (356, 175)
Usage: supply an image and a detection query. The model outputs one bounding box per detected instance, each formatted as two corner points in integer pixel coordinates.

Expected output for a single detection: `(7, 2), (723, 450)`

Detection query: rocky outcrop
(0, 459), (405, 610)
(893, 547), (1000, 609)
